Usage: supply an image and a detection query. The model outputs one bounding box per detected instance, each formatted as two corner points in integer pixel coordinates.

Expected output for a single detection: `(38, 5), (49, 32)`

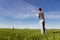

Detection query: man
(36, 8), (45, 34)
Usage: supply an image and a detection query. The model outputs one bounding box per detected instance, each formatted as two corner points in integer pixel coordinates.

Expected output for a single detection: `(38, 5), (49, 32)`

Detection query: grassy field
(0, 28), (60, 40)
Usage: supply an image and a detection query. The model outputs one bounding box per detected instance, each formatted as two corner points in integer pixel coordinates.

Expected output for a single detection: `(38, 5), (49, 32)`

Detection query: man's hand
(35, 13), (39, 18)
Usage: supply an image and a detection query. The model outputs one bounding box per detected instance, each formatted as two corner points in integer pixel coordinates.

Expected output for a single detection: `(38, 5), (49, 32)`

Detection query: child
(35, 8), (45, 34)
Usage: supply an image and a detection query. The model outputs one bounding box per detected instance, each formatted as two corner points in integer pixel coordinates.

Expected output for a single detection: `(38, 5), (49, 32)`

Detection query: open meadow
(0, 28), (60, 40)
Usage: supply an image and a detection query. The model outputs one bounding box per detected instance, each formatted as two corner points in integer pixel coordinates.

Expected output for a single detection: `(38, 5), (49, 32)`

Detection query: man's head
(38, 8), (42, 11)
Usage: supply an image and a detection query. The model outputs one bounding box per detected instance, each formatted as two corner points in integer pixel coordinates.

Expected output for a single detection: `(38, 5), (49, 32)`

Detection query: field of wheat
(0, 29), (60, 40)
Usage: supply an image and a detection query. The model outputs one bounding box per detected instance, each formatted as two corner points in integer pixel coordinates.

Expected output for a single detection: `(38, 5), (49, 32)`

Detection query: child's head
(38, 8), (42, 11)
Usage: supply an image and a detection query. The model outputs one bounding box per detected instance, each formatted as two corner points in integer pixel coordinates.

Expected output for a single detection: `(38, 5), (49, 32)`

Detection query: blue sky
(0, 0), (60, 29)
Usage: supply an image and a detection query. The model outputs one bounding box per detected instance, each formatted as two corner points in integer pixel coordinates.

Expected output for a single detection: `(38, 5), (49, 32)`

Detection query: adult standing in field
(35, 8), (45, 34)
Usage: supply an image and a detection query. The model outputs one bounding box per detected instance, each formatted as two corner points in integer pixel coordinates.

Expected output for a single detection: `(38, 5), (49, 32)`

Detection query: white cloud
(0, 23), (39, 29)
(12, 0), (37, 19)
(13, 13), (33, 18)
(0, 0), (37, 19)
(46, 15), (60, 19)
(45, 11), (60, 19)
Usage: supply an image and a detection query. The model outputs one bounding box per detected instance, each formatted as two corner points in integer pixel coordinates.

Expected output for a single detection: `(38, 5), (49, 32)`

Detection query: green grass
(0, 28), (60, 40)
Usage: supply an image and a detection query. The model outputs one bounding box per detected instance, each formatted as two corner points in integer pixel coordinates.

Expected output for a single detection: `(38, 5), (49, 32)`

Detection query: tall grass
(0, 29), (60, 40)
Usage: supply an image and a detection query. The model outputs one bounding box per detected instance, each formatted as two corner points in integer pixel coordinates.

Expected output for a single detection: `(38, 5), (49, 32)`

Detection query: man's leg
(42, 21), (45, 34)
(39, 20), (44, 34)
